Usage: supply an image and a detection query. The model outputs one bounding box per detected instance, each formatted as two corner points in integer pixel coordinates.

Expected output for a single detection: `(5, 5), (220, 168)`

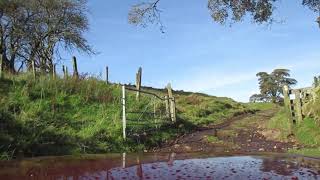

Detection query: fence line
(125, 87), (167, 101)
(122, 84), (177, 140)
(283, 85), (314, 132)
(106, 66), (109, 84)
(136, 67), (142, 101)
(72, 56), (79, 79)
(120, 67), (177, 140)
(22, 55), (176, 141)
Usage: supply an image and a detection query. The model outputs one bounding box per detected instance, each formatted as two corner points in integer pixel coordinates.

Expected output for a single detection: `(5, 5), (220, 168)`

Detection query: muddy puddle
(0, 153), (319, 179)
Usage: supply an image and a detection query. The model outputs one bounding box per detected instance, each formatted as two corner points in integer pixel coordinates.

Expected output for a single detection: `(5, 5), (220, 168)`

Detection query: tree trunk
(48, 58), (53, 74)
(8, 59), (15, 74)
(40, 58), (46, 74)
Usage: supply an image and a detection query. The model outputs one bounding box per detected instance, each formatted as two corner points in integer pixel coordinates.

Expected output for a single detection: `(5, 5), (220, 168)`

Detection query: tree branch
(128, 0), (165, 33)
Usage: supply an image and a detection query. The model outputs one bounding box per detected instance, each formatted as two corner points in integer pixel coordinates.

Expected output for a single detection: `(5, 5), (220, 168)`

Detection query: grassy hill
(0, 73), (254, 160)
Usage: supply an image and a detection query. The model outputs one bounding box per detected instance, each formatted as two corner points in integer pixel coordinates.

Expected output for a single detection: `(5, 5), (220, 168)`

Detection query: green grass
(288, 86), (320, 157)
(245, 102), (276, 111)
(206, 135), (220, 143)
(0, 74), (128, 159)
(0, 73), (248, 160)
(176, 94), (250, 126)
(267, 109), (320, 147)
(295, 118), (320, 146)
(289, 148), (320, 157)
(266, 108), (292, 141)
(0, 73), (185, 159)
(266, 107), (320, 157)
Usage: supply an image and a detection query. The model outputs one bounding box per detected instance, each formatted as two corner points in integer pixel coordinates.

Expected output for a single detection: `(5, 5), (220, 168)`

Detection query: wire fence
(124, 86), (173, 137)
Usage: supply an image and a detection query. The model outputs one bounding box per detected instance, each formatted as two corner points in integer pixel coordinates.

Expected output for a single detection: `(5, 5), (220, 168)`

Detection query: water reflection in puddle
(109, 156), (319, 180)
(0, 153), (319, 180)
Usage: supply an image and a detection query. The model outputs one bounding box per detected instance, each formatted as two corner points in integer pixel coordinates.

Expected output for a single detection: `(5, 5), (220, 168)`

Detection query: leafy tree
(255, 69), (297, 103)
(128, 0), (320, 31)
(0, 0), (93, 73)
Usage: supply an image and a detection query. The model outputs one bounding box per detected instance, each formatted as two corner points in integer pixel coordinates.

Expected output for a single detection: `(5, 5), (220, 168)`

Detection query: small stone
(184, 145), (191, 151)
(259, 148), (265, 152)
(174, 144), (180, 148)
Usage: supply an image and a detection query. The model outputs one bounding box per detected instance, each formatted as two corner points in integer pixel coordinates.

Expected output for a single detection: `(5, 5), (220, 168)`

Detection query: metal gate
(121, 84), (176, 139)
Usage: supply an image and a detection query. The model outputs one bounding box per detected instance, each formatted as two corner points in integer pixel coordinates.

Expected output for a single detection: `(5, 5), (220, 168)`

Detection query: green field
(0, 73), (252, 160)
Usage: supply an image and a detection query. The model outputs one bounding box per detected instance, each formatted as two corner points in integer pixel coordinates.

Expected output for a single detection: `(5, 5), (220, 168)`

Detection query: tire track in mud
(154, 109), (300, 153)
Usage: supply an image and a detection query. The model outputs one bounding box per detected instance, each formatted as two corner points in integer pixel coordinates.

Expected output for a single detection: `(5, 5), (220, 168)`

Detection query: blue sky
(64, 0), (320, 102)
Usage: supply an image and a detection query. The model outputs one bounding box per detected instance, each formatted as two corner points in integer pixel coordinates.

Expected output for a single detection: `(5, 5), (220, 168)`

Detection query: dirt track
(154, 109), (301, 153)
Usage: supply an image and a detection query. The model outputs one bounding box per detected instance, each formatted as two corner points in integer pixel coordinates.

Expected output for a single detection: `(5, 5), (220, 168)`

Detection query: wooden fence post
(63, 65), (69, 79)
(154, 99), (158, 129)
(62, 65), (66, 79)
(122, 85), (126, 140)
(136, 67), (142, 101)
(32, 60), (36, 80)
(167, 83), (176, 122)
(106, 66), (109, 84)
(171, 97), (177, 122)
(52, 64), (56, 80)
(65, 66), (69, 79)
(0, 54), (3, 79)
(72, 56), (79, 79)
(122, 152), (126, 168)
(165, 95), (170, 119)
(283, 85), (291, 112)
(283, 85), (293, 133)
(294, 89), (303, 124)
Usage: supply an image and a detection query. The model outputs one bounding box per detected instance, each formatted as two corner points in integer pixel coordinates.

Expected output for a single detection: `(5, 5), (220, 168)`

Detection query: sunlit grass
(289, 148), (320, 157)
(245, 102), (276, 111)
(0, 73), (248, 159)
(266, 107), (320, 156)
(266, 108), (292, 141)
(176, 94), (249, 126)
(296, 118), (320, 146)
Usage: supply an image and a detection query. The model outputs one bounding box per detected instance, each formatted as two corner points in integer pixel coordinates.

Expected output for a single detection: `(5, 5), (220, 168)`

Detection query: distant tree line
(250, 69), (297, 103)
(0, 0), (93, 74)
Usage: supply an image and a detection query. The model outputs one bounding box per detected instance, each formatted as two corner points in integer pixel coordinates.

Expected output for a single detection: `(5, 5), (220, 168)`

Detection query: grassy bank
(175, 94), (251, 126)
(0, 73), (127, 160)
(0, 73), (249, 160)
(267, 107), (320, 157)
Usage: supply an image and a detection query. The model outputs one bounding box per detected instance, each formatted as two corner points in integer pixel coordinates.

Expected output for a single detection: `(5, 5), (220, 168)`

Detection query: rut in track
(154, 109), (301, 153)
